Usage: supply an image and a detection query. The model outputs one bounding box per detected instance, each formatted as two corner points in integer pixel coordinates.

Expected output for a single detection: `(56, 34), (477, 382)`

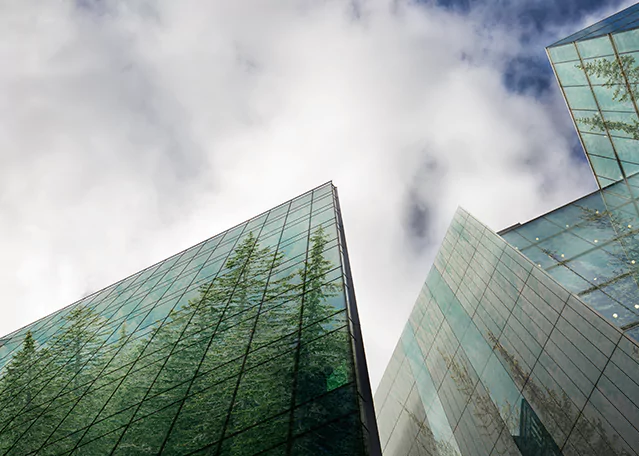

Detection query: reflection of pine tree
(108, 230), (292, 454)
(0, 221), (353, 455)
(0, 331), (53, 454)
(296, 225), (348, 403)
(579, 56), (639, 102)
(0, 306), (107, 455)
(539, 205), (639, 326)
(576, 55), (639, 139)
(579, 113), (639, 140)
(36, 306), (106, 454)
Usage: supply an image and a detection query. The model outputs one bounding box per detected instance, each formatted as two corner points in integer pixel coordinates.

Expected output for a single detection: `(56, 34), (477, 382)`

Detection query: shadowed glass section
(376, 208), (639, 456)
(0, 183), (379, 456)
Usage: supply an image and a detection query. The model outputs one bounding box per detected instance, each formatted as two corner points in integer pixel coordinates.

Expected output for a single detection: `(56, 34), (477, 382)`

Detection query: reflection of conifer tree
(296, 225), (348, 398)
(0, 306), (107, 455)
(539, 205), (639, 325)
(34, 306), (106, 454)
(286, 224), (356, 454)
(0, 331), (53, 454)
(576, 55), (639, 139)
(0, 221), (355, 455)
(108, 231), (291, 454)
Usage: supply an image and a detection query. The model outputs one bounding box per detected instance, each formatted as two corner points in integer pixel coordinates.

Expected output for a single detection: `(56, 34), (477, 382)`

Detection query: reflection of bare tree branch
(401, 404), (460, 456)
(487, 332), (529, 391)
(576, 55), (639, 139)
(577, 56), (639, 102)
(487, 331), (632, 456)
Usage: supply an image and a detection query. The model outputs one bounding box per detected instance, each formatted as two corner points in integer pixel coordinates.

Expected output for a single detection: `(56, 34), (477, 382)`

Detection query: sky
(0, 0), (635, 390)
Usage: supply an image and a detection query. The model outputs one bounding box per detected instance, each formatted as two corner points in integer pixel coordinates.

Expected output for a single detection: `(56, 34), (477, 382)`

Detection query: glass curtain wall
(376, 208), (639, 456)
(548, 5), (639, 188)
(0, 182), (379, 456)
(501, 176), (639, 341)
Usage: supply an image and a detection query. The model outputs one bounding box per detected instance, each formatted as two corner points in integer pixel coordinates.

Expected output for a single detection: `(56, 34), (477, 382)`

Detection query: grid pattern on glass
(375, 208), (639, 456)
(500, 178), (639, 339)
(0, 182), (375, 456)
(548, 20), (639, 189)
(549, 3), (639, 48)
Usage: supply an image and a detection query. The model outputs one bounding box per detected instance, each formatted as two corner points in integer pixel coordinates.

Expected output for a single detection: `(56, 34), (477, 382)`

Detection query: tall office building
(376, 4), (639, 456)
(0, 182), (381, 456)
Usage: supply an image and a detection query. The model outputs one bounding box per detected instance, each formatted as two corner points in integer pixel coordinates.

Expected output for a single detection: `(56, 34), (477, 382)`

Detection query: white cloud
(0, 0), (599, 389)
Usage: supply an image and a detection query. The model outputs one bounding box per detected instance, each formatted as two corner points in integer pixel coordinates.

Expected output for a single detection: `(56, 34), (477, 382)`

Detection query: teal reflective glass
(554, 61), (589, 85)
(577, 35), (615, 58)
(601, 111), (639, 139)
(612, 136), (639, 161)
(548, 43), (579, 63)
(614, 28), (639, 53)
(377, 208), (639, 455)
(590, 155), (624, 181)
(579, 56), (619, 86)
(592, 85), (634, 111)
(563, 86), (598, 110)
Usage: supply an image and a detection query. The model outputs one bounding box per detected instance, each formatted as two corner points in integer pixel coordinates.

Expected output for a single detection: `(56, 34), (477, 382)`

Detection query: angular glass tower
(548, 3), (639, 187)
(376, 208), (639, 456)
(376, 6), (639, 456)
(0, 182), (381, 456)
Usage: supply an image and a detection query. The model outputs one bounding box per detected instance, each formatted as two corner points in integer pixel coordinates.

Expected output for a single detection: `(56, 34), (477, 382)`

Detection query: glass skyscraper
(548, 2), (639, 188)
(376, 5), (639, 456)
(376, 208), (639, 455)
(0, 182), (381, 456)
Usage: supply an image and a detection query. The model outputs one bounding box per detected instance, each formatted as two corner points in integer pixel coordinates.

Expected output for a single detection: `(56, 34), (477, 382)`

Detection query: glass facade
(548, 4), (639, 188)
(500, 176), (639, 341)
(0, 182), (381, 456)
(375, 208), (639, 456)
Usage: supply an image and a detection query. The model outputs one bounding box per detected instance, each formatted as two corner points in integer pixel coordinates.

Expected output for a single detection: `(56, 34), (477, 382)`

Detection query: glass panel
(548, 43), (579, 63)
(612, 136), (639, 162)
(563, 86), (598, 110)
(589, 155), (623, 181)
(554, 61), (588, 86)
(614, 28), (639, 53)
(577, 35), (615, 58)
